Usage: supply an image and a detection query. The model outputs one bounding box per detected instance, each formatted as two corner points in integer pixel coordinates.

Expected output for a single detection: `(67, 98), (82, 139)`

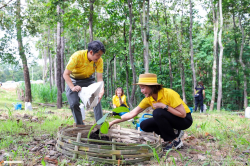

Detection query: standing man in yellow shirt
(63, 41), (105, 125)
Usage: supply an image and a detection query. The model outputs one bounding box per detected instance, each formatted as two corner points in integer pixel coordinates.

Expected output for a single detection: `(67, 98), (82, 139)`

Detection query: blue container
(136, 113), (153, 131)
(189, 107), (193, 113)
(119, 112), (127, 116)
(14, 103), (22, 110)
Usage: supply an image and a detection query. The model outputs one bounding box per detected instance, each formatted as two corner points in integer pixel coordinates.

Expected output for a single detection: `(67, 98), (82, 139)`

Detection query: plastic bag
(78, 81), (103, 110)
(25, 102), (32, 111)
(79, 104), (85, 120)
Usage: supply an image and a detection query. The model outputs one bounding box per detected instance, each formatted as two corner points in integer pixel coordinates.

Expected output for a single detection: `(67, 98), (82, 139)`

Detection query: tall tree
(209, 0), (218, 111)
(189, 0), (196, 95)
(16, 0), (32, 102)
(56, 4), (62, 108)
(238, 10), (248, 108)
(216, 0), (223, 111)
(128, 0), (136, 108)
(141, 0), (150, 73)
(164, 2), (173, 89)
(89, 0), (95, 42)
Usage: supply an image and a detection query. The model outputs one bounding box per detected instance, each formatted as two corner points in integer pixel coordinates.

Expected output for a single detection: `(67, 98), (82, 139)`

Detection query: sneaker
(164, 139), (183, 151)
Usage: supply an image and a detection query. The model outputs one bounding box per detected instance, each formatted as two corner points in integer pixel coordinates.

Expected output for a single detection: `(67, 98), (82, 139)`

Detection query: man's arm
(96, 73), (104, 101)
(63, 69), (81, 92)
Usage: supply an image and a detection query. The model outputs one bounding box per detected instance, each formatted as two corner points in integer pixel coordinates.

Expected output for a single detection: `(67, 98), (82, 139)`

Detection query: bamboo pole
(73, 132), (81, 160)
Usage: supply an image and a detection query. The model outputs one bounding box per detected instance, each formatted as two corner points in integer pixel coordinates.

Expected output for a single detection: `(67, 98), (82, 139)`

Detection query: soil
(89, 132), (112, 145)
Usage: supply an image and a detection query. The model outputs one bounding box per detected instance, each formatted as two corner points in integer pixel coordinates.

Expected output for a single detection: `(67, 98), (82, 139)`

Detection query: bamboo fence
(56, 124), (163, 165)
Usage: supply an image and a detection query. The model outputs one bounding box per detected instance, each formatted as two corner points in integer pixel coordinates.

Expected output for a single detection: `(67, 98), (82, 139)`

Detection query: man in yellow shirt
(63, 41), (105, 125)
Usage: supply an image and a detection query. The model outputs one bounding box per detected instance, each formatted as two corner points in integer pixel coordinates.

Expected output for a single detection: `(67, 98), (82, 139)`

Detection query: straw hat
(134, 73), (161, 85)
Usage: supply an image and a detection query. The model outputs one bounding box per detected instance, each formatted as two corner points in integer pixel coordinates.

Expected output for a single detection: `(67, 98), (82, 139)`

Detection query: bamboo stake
(73, 132), (81, 160)
(112, 138), (116, 161)
(73, 122), (76, 128)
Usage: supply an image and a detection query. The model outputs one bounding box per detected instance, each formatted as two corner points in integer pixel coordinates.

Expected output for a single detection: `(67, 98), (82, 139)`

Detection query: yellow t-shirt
(66, 50), (103, 79)
(138, 88), (190, 113)
(112, 95), (129, 108)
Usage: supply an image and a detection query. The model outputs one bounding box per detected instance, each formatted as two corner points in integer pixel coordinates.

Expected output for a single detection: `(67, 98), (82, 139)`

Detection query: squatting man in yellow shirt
(63, 41), (105, 125)
(109, 73), (193, 151)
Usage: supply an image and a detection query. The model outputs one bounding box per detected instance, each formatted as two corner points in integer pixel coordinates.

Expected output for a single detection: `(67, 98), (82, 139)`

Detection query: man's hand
(153, 102), (166, 109)
(71, 85), (81, 92)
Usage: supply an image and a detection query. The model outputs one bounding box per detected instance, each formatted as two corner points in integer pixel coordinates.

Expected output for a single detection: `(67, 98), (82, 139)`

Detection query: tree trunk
(142, 0), (149, 73)
(216, 0), (223, 111)
(114, 55), (116, 83)
(164, 8), (173, 89)
(84, 28), (87, 49)
(238, 14), (248, 108)
(56, 5), (62, 108)
(43, 47), (47, 84)
(16, 0), (32, 102)
(61, 17), (65, 92)
(48, 28), (52, 90)
(110, 59), (113, 97)
(106, 60), (109, 98)
(54, 55), (57, 86)
(173, 13), (186, 103)
(209, 0), (218, 111)
(189, 0), (197, 95)
(89, 0), (95, 42)
(128, 0), (136, 108)
(124, 22), (131, 107)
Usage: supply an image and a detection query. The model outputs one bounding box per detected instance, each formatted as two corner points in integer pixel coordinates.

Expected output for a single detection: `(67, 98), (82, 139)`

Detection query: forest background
(0, 0), (249, 111)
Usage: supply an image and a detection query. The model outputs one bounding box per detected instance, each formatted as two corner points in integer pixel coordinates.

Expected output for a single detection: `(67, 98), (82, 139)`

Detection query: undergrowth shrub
(17, 83), (67, 103)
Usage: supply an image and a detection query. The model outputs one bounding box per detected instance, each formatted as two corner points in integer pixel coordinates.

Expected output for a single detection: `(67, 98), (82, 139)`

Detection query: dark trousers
(140, 108), (193, 141)
(194, 97), (203, 112)
(66, 75), (103, 125)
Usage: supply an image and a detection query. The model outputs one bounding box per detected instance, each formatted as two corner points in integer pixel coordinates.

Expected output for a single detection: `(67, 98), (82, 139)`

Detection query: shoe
(164, 139), (183, 151)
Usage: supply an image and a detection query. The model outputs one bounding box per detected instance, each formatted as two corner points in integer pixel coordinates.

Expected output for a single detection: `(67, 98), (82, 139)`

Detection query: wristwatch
(164, 105), (168, 111)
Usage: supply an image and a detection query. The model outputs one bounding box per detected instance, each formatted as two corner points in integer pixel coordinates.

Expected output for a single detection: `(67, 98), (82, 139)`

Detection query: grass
(0, 87), (250, 165)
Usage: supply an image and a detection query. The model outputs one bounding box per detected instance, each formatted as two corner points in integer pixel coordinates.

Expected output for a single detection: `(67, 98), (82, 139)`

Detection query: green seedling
(87, 107), (132, 141)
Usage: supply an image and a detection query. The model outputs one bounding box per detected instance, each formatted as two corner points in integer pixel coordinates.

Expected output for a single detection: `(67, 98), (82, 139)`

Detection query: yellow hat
(134, 73), (161, 85)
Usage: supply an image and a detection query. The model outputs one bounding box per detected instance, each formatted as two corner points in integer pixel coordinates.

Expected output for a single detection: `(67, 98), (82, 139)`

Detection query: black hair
(148, 85), (163, 95)
(88, 40), (106, 54)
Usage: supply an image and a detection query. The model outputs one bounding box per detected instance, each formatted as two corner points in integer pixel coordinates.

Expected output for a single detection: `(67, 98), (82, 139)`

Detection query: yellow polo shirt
(66, 50), (103, 79)
(138, 88), (190, 113)
(112, 95), (129, 108)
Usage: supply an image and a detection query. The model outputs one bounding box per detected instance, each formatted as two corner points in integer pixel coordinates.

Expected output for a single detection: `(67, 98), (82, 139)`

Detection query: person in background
(109, 73), (193, 151)
(194, 81), (205, 113)
(63, 41), (105, 125)
(112, 87), (129, 116)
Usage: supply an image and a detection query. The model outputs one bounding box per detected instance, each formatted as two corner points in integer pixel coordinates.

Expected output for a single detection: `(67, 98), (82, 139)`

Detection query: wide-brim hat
(133, 73), (161, 85)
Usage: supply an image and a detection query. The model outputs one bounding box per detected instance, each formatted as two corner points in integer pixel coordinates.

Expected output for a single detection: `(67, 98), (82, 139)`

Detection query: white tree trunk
(209, 0), (218, 111)
(189, 0), (197, 95)
(216, 0), (223, 111)
(114, 55), (116, 82)
(238, 14), (248, 108)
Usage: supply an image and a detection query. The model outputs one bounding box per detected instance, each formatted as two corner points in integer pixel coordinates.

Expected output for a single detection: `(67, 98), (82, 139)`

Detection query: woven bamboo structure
(56, 124), (163, 165)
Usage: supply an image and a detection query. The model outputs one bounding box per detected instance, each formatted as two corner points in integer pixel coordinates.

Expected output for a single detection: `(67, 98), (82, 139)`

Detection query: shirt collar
(149, 88), (163, 102)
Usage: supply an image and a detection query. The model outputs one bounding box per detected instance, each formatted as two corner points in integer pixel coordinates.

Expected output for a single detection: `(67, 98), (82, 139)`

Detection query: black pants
(140, 108), (193, 141)
(194, 97), (203, 112)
